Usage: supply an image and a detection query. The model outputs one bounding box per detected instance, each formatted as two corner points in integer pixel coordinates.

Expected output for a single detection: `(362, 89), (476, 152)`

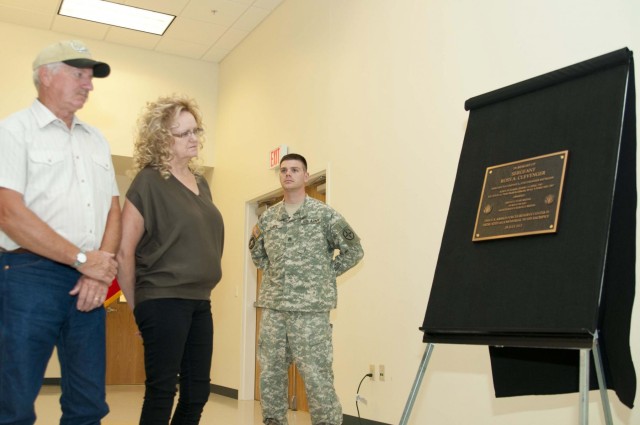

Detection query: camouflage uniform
(249, 196), (364, 425)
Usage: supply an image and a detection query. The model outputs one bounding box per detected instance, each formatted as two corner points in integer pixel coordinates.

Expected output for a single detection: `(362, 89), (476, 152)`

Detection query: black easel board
(420, 48), (636, 407)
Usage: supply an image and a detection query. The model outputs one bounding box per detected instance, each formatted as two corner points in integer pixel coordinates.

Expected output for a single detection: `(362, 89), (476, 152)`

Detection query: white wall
(214, 1), (640, 424)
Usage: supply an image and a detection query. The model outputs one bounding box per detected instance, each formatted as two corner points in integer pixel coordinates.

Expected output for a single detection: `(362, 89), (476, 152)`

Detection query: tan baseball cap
(32, 40), (110, 78)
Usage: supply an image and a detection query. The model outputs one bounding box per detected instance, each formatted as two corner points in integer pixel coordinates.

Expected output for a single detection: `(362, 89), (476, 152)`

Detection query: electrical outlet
(369, 364), (376, 381)
(379, 364), (385, 381)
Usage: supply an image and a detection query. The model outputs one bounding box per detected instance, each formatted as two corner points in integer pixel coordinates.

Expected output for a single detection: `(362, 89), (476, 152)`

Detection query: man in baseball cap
(33, 39), (111, 78)
(0, 39), (119, 424)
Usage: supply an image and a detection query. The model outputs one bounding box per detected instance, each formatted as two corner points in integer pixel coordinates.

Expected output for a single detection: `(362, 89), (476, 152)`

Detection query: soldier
(249, 153), (364, 425)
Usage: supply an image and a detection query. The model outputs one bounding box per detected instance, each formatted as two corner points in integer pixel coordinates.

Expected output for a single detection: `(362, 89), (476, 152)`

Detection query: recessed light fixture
(58, 0), (175, 35)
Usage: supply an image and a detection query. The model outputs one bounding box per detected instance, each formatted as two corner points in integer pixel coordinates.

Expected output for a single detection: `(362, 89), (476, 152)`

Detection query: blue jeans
(0, 252), (108, 425)
(134, 298), (213, 425)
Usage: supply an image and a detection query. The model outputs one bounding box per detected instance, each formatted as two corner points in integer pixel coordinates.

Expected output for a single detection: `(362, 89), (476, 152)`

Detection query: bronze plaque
(473, 151), (569, 241)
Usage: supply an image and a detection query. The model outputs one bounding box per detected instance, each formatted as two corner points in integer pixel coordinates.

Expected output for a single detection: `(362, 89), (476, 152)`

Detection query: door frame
(239, 168), (329, 400)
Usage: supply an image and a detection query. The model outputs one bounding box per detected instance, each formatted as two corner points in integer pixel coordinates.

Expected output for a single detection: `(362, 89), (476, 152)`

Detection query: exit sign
(269, 145), (288, 169)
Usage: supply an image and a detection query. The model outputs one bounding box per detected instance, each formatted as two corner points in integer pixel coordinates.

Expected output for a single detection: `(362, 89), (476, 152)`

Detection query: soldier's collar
(277, 198), (309, 220)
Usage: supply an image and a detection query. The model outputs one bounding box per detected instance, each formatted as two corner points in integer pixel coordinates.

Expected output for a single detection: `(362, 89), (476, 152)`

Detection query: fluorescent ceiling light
(59, 0), (175, 35)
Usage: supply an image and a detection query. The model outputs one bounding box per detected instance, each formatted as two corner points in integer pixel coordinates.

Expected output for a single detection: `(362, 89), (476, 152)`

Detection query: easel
(399, 331), (613, 425)
(406, 48), (635, 424)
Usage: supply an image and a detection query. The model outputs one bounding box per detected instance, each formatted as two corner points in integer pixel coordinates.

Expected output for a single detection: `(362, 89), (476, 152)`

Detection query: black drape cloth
(421, 48), (636, 408)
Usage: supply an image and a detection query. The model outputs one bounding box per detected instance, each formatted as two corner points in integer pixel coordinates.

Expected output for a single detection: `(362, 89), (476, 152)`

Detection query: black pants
(134, 298), (213, 425)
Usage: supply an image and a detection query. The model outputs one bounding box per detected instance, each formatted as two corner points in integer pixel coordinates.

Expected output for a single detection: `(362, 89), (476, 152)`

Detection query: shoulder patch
(332, 220), (360, 244)
(342, 227), (356, 240)
(252, 224), (261, 239)
(249, 224), (261, 250)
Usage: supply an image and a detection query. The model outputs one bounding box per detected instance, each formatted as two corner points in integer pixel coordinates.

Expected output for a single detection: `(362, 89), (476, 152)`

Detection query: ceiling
(0, 0), (283, 63)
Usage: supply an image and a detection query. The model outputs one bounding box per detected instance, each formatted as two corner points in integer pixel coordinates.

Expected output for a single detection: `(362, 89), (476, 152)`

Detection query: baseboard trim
(210, 384), (238, 399)
(44, 378), (238, 402)
(343, 415), (390, 425)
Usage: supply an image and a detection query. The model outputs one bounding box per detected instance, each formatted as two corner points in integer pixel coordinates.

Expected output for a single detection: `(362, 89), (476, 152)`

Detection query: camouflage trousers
(258, 309), (342, 425)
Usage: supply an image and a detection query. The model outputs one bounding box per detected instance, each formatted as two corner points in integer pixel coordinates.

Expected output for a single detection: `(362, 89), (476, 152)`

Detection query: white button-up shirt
(0, 100), (118, 251)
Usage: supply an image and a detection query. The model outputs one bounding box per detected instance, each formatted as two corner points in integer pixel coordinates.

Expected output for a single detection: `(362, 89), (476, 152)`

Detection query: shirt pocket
(299, 219), (328, 255)
(91, 153), (114, 198)
(263, 222), (286, 261)
(28, 150), (68, 196)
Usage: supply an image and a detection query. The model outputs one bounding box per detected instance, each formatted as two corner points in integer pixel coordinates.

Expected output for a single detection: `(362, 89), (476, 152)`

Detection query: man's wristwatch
(72, 250), (87, 268)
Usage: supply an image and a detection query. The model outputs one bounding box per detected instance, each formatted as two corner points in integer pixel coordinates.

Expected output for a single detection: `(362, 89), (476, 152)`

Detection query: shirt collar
(277, 195), (309, 220)
(30, 99), (89, 133)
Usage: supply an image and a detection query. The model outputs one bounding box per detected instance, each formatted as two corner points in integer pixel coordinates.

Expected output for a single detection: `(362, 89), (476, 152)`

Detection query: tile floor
(35, 385), (312, 425)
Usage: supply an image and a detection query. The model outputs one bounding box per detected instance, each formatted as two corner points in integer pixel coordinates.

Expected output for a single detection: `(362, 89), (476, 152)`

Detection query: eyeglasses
(172, 128), (204, 139)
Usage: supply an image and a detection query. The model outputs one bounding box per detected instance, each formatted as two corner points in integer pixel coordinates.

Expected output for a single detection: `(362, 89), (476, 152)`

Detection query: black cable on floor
(356, 372), (372, 424)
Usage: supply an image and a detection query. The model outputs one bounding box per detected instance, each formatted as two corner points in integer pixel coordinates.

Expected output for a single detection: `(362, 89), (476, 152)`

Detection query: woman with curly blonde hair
(131, 95), (204, 178)
(117, 95), (224, 424)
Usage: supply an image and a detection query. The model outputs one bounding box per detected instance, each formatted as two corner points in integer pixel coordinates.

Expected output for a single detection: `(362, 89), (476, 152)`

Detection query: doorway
(246, 172), (327, 411)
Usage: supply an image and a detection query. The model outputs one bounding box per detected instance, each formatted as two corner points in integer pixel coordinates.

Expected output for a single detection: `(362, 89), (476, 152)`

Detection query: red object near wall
(104, 278), (122, 307)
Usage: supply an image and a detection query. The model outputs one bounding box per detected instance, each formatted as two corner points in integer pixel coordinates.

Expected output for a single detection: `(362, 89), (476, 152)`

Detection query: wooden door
(105, 299), (146, 384)
(254, 178), (326, 412)
(107, 155), (145, 385)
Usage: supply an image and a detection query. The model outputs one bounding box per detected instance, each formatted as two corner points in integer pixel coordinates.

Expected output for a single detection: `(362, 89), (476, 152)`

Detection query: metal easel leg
(579, 348), (590, 425)
(399, 343), (435, 425)
(592, 334), (614, 425)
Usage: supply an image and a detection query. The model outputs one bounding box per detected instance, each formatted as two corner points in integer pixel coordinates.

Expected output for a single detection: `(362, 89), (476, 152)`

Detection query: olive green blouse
(127, 167), (224, 306)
